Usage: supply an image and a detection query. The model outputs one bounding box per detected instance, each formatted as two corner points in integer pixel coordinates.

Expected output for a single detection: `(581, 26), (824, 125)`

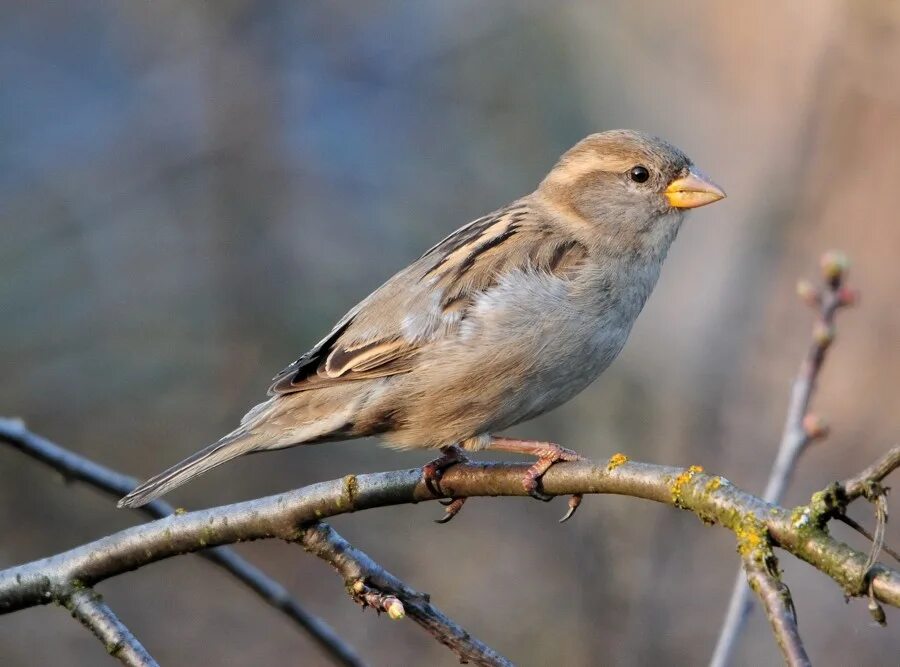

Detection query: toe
(434, 497), (466, 523)
(558, 494), (583, 523)
(523, 478), (554, 502)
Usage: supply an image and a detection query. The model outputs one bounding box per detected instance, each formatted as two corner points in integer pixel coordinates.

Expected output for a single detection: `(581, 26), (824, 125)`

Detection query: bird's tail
(117, 391), (364, 509)
(117, 429), (256, 508)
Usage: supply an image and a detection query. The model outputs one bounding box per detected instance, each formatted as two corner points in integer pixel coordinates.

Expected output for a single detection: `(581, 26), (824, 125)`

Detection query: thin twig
(298, 523), (514, 667)
(711, 253), (854, 667)
(66, 588), (159, 667)
(842, 448), (900, 501)
(835, 514), (900, 564)
(741, 551), (811, 667)
(0, 418), (364, 667)
(1, 449), (898, 617)
(862, 493), (889, 576)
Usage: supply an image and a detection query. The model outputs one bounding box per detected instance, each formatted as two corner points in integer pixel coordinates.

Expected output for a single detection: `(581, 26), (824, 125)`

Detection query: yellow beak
(664, 169), (726, 209)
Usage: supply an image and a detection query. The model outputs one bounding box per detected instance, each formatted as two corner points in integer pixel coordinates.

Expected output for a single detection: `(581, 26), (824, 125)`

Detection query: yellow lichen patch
(671, 466), (702, 508)
(606, 452), (629, 471)
(791, 506), (811, 528)
(341, 474), (359, 507)
(198, 525), (217, 548)
(174, 507), (187, 516)
(738, 529), (762, 551)
(705, 477), (722, 493)
(807, 486), (839, 520)
(735, 515), (769, 559)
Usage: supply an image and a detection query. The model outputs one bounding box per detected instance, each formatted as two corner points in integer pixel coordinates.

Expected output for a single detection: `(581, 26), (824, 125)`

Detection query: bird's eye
(629, 165), (650, 183)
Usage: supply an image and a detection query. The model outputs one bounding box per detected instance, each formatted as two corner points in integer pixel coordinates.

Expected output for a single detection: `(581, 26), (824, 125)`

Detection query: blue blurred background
(2, 2), (899, 665)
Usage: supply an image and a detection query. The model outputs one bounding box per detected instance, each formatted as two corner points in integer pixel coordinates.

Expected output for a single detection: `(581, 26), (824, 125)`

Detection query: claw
(424, 469), (443, 497)
(434, 497), (466, 523)
(421, 445), (468, 499)
(559, 494), (582, 523)
(421, 446), (470, 523)
(525, 483), (555, 502)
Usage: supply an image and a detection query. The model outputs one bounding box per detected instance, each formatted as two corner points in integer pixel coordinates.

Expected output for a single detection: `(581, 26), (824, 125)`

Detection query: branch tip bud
(802, 414), (830, 440)
(819, 250), (849, 284)
(385, 597), (405, 619)
(837, 287), (859, 307)
(795, 280), (820, 307)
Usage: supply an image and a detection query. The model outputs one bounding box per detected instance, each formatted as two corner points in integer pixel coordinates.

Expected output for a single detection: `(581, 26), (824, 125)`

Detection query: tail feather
(118, 390), (366, 509)
(117, 431), (254, 508)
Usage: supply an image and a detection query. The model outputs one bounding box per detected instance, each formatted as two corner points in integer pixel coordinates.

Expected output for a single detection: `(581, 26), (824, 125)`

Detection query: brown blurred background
(1, 1), (899, 665)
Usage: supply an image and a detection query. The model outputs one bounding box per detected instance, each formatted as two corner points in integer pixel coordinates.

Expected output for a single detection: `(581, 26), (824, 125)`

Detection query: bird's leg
(421, 445), (471, 523)
(486, 436), (584, 522)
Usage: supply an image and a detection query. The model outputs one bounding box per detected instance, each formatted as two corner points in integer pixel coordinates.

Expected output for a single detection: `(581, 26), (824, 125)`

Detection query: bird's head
(538, 130), (725, 253)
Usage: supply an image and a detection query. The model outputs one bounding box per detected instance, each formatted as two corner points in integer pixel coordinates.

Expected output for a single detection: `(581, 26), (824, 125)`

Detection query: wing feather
(268, 197), (588, 396)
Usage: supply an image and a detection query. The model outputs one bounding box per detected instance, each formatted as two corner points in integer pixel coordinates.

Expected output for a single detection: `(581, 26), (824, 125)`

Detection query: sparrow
(119, 130), (725, 522)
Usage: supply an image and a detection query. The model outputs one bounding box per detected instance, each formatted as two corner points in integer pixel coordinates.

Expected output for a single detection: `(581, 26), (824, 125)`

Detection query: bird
(118, 130), (725, 521)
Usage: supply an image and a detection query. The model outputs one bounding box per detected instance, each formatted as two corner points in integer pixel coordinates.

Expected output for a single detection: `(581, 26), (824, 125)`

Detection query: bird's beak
(664, 169), (726, 209)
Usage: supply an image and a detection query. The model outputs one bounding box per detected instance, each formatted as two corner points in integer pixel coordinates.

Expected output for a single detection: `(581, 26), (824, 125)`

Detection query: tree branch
(65, 588), (159, 667)
(842, 447), (900, 501)
(711, 252), (856, 667)
(0, 419), (510, 666)
(0, 417), (364, 667)
(763, 253), (852, 503)
(298, 522), (514, 667)
(741, 551), (810, 667)
(1, 449), (897, 624)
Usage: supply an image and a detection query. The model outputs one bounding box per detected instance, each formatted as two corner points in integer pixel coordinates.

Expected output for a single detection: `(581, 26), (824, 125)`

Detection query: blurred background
(2, 1), (899, 665)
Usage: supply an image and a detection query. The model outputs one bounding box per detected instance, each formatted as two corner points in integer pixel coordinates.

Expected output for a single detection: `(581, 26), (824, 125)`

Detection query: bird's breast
(380, 258), (667, 446)
(471, 261), (662, 425)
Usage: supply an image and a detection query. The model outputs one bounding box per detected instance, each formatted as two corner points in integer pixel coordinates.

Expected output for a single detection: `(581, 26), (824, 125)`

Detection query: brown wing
(269, 197), (588, 396)
(267, 298), (421, 395)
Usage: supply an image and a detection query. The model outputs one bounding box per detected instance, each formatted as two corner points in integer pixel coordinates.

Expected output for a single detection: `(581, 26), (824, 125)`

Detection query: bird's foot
(488, 437), (585, 522)
(422, 445), (469, 523)
(422, 445), (469, 496)
(520, 443), (582, 499)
